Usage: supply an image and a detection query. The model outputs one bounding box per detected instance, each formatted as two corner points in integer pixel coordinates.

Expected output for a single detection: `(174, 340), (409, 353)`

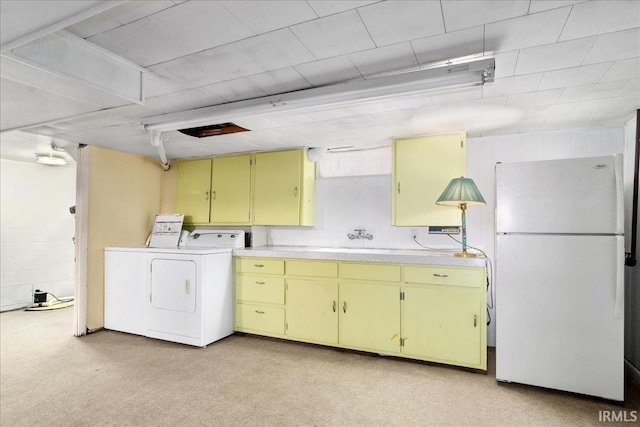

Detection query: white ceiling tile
(514, 37), (596, 74)
(307, 1), (378, 18)
(429, 87), (483, 105)
(559, 1), (640, 41)
(148, 44), (264, 88)
(65, 14), (121, 38)
(582, 28), (640, 65)
(485, 7), (571, 53)
(412, 26), (484, 66)
(105, 1), (176, 25)
(525, 102), (583, 120)
(290, 10), (375, 59)
(617, 78), (639, 98)
(357, 0), (444, 47)
(441, 1), (529, 32)
(219, 1), (317, 34)
(246, 68), (312, 95)
(144, 72), (191, 98)
(506, 89), (564, 108)
(382, 93), (433, 110)
(529, 1), (584, 14)
(294, 56), (363, 87)
(200, 78), (268, 103)
(152, 1), (254, 53)
(601, 57), (640, 82)
(538, 63), (612, 90)
(234, 29), (316, 71)
(483, 73), (543, 98)
(349, 43), (418, 77)
(493, 51), (519, 78)
(142, 88), (226, 116)
(557, 80), (628, 103)
(87, 17), (192, 66)
(574, 95), (639, 116)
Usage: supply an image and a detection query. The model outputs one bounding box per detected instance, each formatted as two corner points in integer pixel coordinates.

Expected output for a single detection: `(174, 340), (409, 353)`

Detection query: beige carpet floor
(1, 307), (638, 426)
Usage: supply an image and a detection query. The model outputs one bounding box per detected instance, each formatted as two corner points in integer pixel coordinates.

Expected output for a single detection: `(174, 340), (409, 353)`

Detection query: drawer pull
(343, 301), (347, 313)
(185, 279), (190, 294)
(332, 300), (336, 312)
(433, 273), (449, 278)
(255, 310), (265, 314)
(255, 281), (266, 285)
(254, 264), (264, 268)
(474, 314), (477, 328)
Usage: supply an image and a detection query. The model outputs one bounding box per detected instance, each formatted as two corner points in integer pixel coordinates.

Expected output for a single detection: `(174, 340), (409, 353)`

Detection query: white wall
(268, 126), (629, 347)
(0, 159), (76, 311)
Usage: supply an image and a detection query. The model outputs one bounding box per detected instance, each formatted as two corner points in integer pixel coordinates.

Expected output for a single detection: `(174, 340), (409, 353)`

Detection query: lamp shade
(436, 177), (486, 206)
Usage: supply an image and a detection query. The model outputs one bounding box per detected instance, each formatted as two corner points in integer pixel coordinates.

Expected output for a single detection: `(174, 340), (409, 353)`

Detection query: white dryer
(105, 230), (244, 347)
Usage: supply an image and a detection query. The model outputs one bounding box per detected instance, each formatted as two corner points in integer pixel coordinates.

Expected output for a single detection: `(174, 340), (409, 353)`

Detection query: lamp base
(454, 250), (477, 258)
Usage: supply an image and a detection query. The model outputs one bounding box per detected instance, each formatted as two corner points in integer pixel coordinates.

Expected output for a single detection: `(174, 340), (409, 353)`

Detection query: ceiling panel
(290, 10), (375, 59)
(294, 56), (363, 87)
(601, 57), (640, 81)
(538, 63), (612, 90)
(482, 73), (543, 98)
(559, 0), (640, 41)
(357, 0), (445, 47)
(349, 43), (418, 77)
(485, 7), (571, 53)
(529, 1), (584, 14)
(441, 0), (530, 32)
(514, 37), (596, 74)
(582, 28), (640, 64)
(219, 1), (317, 34)
(411, 26), (485, 65)
(233, 28), (316, 71)
(306, 1), (377, 17)
(245, 67), (312, 95)
(557, 80), (629, 103)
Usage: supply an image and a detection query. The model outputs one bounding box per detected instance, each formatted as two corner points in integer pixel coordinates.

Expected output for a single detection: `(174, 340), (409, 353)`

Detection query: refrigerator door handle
(614, 153), (625, 234)
(614, 236), (624, 319)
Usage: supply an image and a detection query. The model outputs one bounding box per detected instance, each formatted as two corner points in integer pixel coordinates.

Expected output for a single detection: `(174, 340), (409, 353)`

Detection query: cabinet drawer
(287, 260), (338, 278)
(404, 266), (484, 288)
(341, 262), (401, 282)
(235, 275), (285, 304)
(235, 258), (284, 275)
(235, 303), (285, 335)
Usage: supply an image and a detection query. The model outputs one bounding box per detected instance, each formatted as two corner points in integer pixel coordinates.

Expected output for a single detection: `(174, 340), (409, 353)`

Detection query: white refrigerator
(495, 154), (625, 402)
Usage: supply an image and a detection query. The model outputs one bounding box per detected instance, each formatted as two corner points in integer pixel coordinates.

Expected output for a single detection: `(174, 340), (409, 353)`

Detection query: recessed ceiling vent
(178, 122), (250, 138)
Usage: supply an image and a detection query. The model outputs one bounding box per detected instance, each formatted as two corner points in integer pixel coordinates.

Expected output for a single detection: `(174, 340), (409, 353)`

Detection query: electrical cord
(444, 234), (495, 326)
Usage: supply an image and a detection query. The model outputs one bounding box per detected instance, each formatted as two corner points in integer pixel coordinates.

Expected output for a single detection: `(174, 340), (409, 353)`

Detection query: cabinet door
(176, 159), (212, 223)
(339, 281), (401, 353)
(287, 279), (338, 345)
(392, 133), (466, 226)
(253, 150), (301, 225)
(210, 154), (252, 224)
(402, 285), (482, 367)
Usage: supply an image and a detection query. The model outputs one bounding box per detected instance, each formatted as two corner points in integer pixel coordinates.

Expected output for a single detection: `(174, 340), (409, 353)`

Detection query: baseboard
(625, 359), (640, 387)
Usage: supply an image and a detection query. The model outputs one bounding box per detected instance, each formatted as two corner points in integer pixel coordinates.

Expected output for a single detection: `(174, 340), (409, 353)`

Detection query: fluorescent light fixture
(142, 56), (495, 133)
(36, 153), (67, 165)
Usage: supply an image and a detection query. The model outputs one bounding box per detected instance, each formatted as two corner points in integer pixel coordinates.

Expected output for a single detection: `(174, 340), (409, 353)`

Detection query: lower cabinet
(339, 281), (401, 353)
(286, 279), (338, 345)
(233, 257), (486, 370)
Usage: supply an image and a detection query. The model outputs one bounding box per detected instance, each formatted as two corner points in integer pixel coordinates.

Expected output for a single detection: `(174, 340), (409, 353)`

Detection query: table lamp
(436, 177), (486, 257)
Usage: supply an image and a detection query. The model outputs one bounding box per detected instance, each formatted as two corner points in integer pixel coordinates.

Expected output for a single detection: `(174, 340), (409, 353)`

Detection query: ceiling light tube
(142, 56), (495, 133)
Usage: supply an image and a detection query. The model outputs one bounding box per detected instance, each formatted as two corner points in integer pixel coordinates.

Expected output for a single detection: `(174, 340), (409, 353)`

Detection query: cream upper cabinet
(210, 154), (252, 224)
(252, 149), (315, 226)
(392, 133), (466, 226)
(176, 158), (212, 224)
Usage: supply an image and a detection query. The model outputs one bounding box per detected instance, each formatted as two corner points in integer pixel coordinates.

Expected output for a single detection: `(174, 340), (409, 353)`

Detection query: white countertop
(232, 246), (486, 267)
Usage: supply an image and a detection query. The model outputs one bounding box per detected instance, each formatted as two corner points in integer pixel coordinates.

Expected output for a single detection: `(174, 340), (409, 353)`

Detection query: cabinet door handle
(255, 310), (265, 314)
(255, 281), (265, 285)
(254, 264), (264, 268)
(343, 301), (347, 313)
(433, 273), (449, 278)
(204, 191), (209, 201)
(397, 182), (401, 194)
(473, 314), (477, 328)
(332, 300), (336, 312)
(185, 279), (190, 294)
(294, 186), (298, 198)
(211, 190), (216, 200)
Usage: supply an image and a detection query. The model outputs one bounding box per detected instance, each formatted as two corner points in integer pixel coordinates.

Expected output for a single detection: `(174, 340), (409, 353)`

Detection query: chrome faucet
(348, 229), (373, 240)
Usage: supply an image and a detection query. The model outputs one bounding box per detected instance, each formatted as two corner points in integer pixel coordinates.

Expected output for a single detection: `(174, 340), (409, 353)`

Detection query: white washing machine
(105, 229), (244, 347)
